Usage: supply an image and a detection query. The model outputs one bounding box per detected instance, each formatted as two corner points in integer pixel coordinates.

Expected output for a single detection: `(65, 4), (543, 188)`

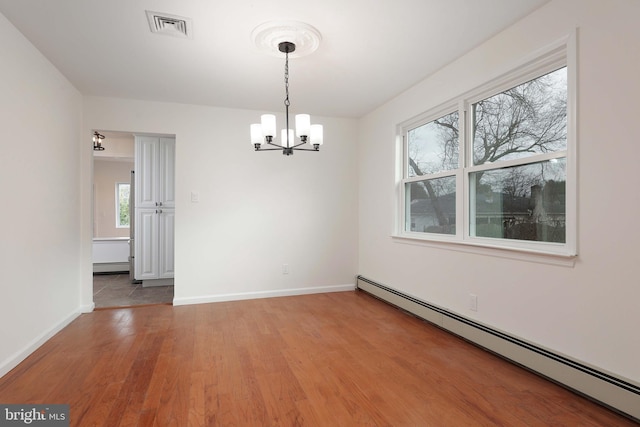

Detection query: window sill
(391, 234), (577, 267)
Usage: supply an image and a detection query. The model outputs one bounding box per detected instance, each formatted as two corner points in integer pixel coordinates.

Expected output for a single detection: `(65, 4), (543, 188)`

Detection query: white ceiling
(0, 0), (548, 118)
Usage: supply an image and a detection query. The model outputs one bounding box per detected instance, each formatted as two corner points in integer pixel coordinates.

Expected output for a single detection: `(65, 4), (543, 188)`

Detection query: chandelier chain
(284, 49), (290, 147)
(284, 50), (290, 107)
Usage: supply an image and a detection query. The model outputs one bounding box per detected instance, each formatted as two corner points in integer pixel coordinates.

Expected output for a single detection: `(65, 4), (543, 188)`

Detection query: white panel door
(158, 209), (175, 278)
(159, 137), (176, 208)
(135, 136), (159, 209)
(134, 208), (159, 280)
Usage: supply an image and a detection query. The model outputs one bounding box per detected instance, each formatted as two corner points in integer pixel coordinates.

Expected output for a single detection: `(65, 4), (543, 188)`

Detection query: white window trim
(393, 32), (577, 264)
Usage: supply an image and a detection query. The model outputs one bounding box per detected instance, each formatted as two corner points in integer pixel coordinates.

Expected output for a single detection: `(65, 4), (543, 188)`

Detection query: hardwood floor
(0, 291), (634, 426)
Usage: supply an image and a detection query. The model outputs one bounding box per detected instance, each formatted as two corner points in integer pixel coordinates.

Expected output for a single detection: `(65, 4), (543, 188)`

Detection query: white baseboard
(0, 309), (81, 379)
(173, 284), (355, 306)
(80, 302), (95, 313)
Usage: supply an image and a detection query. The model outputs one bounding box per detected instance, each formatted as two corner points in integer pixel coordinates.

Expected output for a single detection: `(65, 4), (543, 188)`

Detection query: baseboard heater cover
(356, 275), (640, 422)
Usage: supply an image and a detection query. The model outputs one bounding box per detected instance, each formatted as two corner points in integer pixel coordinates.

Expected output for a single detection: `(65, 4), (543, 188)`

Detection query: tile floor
(93, 273), (174, 309)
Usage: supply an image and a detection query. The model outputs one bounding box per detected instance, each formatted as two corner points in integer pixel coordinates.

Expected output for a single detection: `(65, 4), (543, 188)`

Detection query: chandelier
(93, 131), (105, 151)
(250, 41), (323, 156)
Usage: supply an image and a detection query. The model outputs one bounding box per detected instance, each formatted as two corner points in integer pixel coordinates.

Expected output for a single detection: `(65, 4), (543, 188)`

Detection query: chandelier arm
(256, 147), (285, 151)
(287, 147), (320, 152)
(288, 140), (310, 149)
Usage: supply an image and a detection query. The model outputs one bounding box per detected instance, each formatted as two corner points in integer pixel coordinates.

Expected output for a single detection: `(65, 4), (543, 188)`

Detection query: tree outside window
(402, 64), (569, 248)
(117, 183), (130, 228)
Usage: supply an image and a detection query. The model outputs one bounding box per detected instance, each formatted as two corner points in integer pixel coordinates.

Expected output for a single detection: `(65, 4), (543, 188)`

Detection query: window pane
(118, 183), (130, 227)
(470, 159), (566, 242)
(406, 176), (456, 234)
(472, 67), (567, 165)
(408, 111), (459, 177)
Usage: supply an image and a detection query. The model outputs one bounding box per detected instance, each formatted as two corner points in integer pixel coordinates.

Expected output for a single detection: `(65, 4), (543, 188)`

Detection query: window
(405, 110), (459, 235)
(398, 38), (575, 257)
(116, 183), (130, 228)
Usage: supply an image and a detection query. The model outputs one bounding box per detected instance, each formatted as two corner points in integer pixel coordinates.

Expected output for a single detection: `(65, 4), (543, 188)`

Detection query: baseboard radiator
(356, 275), (640, 422)
(93, 238), (130, 274)
(93, 262), (129, 274)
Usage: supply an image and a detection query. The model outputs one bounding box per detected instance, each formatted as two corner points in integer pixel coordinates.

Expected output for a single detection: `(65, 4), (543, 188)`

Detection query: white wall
(0, 12), (83, 376)
(81, 97), (358, 305)
(93, 159), (134, 238)
(358, 0), (640, 384)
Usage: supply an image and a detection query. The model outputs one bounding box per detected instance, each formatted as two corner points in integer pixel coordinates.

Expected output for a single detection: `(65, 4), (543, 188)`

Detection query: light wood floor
(0, 291), (634, 426)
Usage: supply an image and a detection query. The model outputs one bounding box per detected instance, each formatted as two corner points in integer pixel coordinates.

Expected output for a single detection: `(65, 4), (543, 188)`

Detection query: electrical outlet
(469, 294), (478, 312)
(282, 264), (289, 275)
(190, 191), (200, 203)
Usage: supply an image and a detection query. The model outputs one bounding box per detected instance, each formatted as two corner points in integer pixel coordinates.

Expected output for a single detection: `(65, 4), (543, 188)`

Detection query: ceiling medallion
(251, 20), (322, 58)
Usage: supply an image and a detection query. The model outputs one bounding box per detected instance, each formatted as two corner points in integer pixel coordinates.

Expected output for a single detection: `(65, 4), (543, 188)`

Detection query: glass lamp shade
(295, 114), (311, 137)
(261, 114), (276, 138)
(310, 124), (323, 145)
(281, 129), (294, 147)
(250, 124), (263, 145)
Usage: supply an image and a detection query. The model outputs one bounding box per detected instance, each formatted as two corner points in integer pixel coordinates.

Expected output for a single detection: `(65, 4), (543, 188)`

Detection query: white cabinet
(135, 209), (159, 280)
(135, 208), (174, 280)
(135, 136), (175, 209)
(158, 209), (175, 277)
(134, 136), (175, 281)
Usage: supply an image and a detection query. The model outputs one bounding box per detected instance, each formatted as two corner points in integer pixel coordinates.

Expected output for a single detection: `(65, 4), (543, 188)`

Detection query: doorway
(93, 273), (173, 308)
(92, 130), (174, 308)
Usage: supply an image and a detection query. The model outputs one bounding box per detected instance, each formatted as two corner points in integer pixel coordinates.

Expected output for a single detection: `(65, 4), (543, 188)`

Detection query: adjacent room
(0, 0), (638, 425)
(92, 131), (175, 308)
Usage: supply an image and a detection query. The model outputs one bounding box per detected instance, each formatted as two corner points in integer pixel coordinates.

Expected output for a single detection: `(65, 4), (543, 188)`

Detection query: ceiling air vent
(146, 11), (193, 39)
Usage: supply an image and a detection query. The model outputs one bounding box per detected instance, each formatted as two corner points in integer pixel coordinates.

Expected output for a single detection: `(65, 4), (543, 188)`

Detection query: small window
(404, 111), (459, 236)
(116, 183), (130, 228)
